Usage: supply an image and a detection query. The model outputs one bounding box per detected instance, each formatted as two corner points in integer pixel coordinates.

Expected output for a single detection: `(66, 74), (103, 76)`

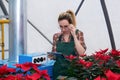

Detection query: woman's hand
(69, 24), (76, 37)
(69, 24), (86, 55)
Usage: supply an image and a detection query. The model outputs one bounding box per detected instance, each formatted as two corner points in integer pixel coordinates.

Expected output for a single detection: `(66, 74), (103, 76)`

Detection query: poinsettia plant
(0, 62), (50, 80)
(64, 48), (120, 80)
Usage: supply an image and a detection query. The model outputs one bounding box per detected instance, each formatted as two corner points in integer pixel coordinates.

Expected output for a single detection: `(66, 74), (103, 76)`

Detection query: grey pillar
(9, 0), (27, 62)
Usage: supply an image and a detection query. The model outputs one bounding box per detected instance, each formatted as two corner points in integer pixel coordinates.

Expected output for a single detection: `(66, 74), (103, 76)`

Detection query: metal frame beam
(100, 0), (116, 49)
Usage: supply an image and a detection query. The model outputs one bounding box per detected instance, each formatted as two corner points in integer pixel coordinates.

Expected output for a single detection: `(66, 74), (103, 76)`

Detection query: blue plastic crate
(38, 60), (55, 77)
(38, 65), (53, 77)
(19, 53), (48, 64)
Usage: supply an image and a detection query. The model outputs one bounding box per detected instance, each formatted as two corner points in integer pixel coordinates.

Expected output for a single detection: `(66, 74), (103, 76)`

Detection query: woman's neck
(62, 32), (71, 42)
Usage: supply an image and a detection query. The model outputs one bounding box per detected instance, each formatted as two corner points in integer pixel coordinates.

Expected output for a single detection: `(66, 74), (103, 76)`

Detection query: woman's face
(58, 19), (70, 33)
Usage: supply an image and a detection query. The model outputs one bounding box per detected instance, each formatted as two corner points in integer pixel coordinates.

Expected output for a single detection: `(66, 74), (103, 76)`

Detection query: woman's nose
(61, 28), (65, 31)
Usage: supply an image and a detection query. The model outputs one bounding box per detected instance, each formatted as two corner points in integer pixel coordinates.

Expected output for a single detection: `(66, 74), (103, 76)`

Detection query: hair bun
(66, 10), (76, 27)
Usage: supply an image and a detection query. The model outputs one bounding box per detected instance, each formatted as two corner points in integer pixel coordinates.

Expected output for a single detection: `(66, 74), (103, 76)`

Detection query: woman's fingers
(69, 24), (74, 29)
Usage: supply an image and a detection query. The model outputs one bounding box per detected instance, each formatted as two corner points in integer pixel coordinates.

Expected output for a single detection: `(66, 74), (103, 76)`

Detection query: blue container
(19, 53), (48, 64)
(38, 60), (55, 77)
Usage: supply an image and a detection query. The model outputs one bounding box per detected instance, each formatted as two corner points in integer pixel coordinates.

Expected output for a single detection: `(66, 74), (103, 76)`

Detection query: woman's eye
(59, 25), (68, 29)
(64, 26), (68, 28)
(60, 26), (63, 28)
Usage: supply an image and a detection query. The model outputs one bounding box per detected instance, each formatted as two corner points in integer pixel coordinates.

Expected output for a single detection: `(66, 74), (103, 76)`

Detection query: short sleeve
(52, 33), (61, 52)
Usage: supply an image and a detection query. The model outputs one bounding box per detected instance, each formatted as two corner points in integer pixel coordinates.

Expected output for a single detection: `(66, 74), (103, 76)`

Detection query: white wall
(0, 0), (120, 60)
(27, 0), (120, 54)
(27, 0), (80, 53)
(105, 0), (120, 49)
(76, 0), (112, 54)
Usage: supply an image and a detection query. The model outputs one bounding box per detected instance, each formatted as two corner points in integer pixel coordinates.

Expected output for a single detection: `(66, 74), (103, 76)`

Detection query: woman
(52, 10), (86, 79)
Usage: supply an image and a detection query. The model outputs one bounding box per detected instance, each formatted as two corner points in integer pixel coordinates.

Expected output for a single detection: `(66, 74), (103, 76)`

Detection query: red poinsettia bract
(0, 65), (16, 76)
(15, 62), (40, 71)
(64, 48), (120, 80)
(65, 54), (77, 61)
(110, 49), (120, 56)
(0, 62), (50, 80)
(105, 70), (120, 80)
(77, 59), (93, 68)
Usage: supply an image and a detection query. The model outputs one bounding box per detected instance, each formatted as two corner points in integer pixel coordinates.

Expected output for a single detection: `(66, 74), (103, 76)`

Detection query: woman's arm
(69, 24), (86, 55)
(74, 31), (86, 55)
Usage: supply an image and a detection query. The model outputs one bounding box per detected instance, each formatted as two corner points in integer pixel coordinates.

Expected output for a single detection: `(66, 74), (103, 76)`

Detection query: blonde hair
(58, 10), (76, 27)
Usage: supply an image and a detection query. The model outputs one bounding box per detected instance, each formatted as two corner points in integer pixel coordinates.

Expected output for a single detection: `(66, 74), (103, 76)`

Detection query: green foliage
(64, 49), (120, 80)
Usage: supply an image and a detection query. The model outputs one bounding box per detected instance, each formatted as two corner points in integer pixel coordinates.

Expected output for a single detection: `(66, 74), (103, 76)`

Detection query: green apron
(53, 34), (77, 80)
